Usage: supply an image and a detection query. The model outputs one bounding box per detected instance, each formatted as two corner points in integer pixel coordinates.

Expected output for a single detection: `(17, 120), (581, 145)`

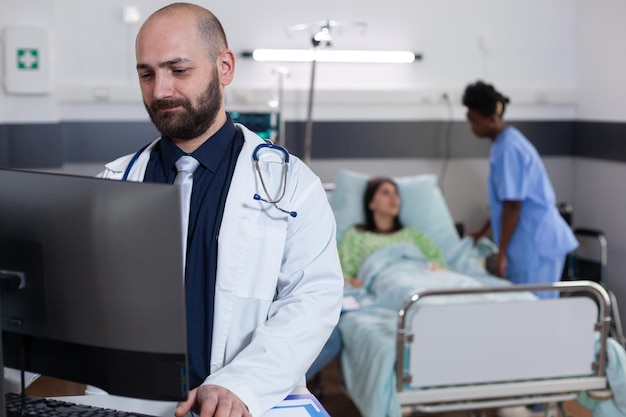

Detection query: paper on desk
(342, 295), (361, 312)
(3, 368), (40, 393)
(262, 393), (330, 417)
(48, 390), (329, 417)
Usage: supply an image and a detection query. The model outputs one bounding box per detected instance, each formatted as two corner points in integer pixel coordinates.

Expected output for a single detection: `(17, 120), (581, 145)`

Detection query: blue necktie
(174, 155), (200, 265)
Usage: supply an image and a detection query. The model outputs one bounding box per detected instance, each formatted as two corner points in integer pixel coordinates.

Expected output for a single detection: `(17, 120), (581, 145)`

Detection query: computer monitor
(0, 169), (188, 402)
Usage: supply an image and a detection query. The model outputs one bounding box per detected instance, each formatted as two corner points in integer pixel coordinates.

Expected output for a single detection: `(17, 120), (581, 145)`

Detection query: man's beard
(145, 73), (221, 141)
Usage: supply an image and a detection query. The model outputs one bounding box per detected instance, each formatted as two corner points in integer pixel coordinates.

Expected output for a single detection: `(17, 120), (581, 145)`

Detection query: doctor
(462, 80), (578, 300)
(98, 3), (343, 417)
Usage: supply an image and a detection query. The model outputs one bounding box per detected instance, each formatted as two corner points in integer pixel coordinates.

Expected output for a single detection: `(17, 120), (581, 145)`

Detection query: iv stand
(271, 67), (289, 146)
(289, 20), (366, 165)
(303, 45), (318, 166)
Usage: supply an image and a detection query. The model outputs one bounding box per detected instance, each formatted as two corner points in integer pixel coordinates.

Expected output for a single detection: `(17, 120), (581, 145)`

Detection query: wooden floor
(308, 358), (593, 417)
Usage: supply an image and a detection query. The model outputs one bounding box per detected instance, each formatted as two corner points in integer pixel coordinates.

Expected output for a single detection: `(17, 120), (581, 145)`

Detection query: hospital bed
(327, 170), (626, 417)
(562, 227), (626, 347)
(395, 281), (618, 416)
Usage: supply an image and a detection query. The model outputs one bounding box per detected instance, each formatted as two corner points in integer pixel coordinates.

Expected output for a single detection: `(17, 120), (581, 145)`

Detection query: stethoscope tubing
(122, 140), (297, 217)
(253, 142), (296, 217)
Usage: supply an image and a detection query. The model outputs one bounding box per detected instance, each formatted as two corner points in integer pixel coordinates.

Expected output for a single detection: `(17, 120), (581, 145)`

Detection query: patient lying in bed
(338, 177), (448, 289)
(308, 177), (445, 380)
(336, 177), (506, 307)
(330, 174), (532, 417)
(328, 170), (626, 417)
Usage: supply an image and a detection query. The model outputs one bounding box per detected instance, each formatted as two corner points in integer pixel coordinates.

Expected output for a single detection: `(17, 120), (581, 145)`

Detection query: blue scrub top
(488, 126), (578, 276)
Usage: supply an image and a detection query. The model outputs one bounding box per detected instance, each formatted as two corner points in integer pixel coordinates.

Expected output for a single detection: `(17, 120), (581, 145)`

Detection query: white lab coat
(98, 124), (343, 416)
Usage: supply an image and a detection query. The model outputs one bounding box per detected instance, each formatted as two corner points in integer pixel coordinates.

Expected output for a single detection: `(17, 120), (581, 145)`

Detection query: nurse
(462, 80), (578, 299)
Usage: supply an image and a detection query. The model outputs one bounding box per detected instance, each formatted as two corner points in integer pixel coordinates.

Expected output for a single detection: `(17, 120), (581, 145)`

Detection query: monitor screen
(230, 111), (276, 140)
(0, 169), (188, 401)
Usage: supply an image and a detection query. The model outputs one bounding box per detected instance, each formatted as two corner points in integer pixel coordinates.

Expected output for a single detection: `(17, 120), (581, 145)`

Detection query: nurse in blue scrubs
(462, 80), (578, 299)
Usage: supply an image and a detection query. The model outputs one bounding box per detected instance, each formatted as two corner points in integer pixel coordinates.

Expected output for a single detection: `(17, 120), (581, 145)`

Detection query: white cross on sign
(17, 49), (39, 70)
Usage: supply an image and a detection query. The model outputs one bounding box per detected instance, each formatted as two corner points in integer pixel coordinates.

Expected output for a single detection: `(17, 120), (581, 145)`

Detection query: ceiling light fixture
(244, 49), (419, 64)
(245, 19), (423, 165)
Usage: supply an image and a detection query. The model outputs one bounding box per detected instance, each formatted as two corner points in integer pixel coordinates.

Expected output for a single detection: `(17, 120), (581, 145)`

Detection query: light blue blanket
(346, 241), (523, 309)
(577, 336), (626, 417)
(339, 242), (626, 417)
(338, 242), (532, 417)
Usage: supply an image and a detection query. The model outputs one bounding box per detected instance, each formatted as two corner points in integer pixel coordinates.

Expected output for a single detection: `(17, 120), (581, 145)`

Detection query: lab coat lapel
(211, 127), (262, 366)
(217, 128), (261, 288)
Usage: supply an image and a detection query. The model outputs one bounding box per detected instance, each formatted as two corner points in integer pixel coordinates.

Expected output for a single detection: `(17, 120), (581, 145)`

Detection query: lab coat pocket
(236, 225), (287, 301)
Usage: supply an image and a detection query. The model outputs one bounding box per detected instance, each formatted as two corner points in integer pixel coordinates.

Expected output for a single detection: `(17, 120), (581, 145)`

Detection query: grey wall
(0, 119), (586, 169)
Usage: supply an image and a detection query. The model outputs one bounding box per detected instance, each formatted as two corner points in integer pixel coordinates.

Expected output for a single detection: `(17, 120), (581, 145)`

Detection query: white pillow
(328, 169), (461, 254)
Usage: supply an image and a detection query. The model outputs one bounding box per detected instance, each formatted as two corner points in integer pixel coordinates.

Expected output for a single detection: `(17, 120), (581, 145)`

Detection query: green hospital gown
(338, 226), (447, 279)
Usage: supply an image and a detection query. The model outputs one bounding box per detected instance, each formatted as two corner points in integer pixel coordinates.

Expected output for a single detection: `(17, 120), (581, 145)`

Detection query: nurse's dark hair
(358, 177), (403, 233)
(150, 3), (228, 62)
(462, 80), (510, 118)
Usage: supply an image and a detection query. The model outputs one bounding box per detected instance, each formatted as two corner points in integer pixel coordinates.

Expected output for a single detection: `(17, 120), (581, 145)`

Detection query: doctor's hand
(175, 384), (251, 417)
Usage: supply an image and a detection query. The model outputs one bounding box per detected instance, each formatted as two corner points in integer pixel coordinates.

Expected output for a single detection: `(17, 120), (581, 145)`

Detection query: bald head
(134, 2), (236, 148)
(140, 2), (228, 61)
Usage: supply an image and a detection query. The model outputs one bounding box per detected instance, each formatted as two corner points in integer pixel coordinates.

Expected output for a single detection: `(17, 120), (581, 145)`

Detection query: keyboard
(5, 392), (158, 417)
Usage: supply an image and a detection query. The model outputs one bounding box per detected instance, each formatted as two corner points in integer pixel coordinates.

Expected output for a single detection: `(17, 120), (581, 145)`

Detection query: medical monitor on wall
(230, 111), (275, 140)
(0, 169), (188, 401)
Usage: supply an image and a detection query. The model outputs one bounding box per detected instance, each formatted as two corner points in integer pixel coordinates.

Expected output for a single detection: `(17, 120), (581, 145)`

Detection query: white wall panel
(576, 0), (626, 122)
(572, 157), (626, 327)
(2, 0), (578, 122)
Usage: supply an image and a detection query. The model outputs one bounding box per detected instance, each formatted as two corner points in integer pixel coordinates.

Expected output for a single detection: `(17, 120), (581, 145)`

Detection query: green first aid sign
(17, 48), (39, 70)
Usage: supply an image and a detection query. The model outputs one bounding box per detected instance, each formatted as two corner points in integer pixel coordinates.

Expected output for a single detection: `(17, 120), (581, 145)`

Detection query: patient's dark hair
(462, 80), (510, 117)
(358, 177), (403, 233)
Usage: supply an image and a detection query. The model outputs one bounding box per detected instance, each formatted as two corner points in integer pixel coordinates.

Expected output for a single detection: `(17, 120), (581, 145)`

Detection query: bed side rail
(396, 280), (612, 393)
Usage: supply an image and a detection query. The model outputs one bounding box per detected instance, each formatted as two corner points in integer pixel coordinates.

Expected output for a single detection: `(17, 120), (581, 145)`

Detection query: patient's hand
(347, 278), (364, 288)
(468, 229), (484, 245)
(429, 263), (445, 271)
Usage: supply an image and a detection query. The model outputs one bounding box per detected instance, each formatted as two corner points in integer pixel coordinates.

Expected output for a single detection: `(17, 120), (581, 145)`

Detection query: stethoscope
(252, 142), (297, 218)
(122, 140), (297, 218)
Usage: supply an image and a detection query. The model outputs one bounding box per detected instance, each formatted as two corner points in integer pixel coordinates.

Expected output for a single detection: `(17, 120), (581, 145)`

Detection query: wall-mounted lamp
(241, 49), (420, 64)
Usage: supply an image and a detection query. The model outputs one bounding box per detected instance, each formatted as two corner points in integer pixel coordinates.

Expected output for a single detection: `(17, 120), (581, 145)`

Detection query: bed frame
(396, 280), (615, 416)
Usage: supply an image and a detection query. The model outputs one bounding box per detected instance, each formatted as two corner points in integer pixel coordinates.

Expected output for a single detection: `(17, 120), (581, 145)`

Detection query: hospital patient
(306, 177), (446, 387)
(306, 177), (447, 390)
(339, 176), (447, 287)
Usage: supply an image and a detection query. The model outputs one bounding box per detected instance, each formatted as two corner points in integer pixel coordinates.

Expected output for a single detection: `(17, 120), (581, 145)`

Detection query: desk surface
(9, 371), (326, 417)
(50, 387), (326, 417)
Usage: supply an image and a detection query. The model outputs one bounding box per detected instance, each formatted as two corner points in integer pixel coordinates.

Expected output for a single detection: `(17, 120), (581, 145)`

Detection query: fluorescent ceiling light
(247, 49), (418, 64)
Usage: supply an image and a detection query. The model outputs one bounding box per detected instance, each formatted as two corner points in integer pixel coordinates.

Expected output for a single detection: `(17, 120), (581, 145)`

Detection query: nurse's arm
(497, 200), (522, 278)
